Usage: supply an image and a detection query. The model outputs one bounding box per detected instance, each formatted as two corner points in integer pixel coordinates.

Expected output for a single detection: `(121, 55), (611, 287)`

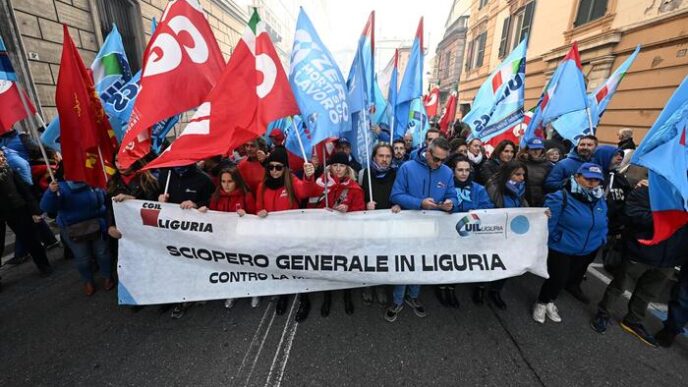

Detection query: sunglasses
(268, 164), (284, 171)
(429, 152), (446, 163)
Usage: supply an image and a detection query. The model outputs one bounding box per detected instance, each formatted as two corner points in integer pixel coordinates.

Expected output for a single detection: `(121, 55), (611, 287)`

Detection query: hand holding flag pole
(290, 116), (308, 163)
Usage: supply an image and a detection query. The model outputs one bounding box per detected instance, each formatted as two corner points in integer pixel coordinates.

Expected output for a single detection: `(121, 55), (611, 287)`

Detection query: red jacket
(311, 175), (365, 212)
(256, 175), (315, 212)
(238, 159), (264, 194)
(209, 189), (256, 214)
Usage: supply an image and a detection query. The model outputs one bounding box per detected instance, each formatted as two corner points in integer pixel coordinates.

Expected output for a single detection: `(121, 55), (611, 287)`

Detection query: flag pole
(586, 106), (594, 135)
(15, 86), (56, 182)
(322, 143), (329, 209)
(290, 117), (308, 163)
(96, 146), (109, 183)
(362, 106), (374, 206)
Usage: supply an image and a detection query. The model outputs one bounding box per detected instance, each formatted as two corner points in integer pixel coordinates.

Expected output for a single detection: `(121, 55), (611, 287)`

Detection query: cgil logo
(140, 202), (213, 233)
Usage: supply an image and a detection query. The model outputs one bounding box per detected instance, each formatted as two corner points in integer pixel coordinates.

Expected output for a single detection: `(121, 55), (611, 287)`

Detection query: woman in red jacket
(309, 151), (365, 317)
(255, 147), (316, 322)
(199, 165), (257, 309)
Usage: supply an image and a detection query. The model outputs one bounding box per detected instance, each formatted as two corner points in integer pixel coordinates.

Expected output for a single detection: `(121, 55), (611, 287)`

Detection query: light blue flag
(289, 8), (350, 147)
(408, 98), (429, 147)
(551, 45), (640, 142)
(344, 25), (375, 165)
(464, 39), (526, 142)
(386, 50), (399, 140)
(395, 19), (423, 140)
(0, 36), (17, 81)
(91, 24), (132, 102)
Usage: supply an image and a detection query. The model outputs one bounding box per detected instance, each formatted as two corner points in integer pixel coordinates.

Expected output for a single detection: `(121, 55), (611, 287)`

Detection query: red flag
(118, 0), (225, 169)
(144, 9), (298, 170)
(424, 87), (440, 117)
(438, 92), (457, 133)
(55, 25), (117, 188)
(0, 80), (35, 133)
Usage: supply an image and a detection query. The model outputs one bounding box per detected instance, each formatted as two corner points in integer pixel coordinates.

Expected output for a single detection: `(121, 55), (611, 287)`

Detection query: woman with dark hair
(518, 138), (552, 207)
(480, 139), (516, 184)
(255, 147), (316, 322)
(199, 166), (257, 309)
(466, 138), (486, 182)
(473, 160), (528, 309)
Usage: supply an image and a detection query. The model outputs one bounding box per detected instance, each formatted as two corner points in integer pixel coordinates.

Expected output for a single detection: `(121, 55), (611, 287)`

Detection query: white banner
(114, 200), (549, 305)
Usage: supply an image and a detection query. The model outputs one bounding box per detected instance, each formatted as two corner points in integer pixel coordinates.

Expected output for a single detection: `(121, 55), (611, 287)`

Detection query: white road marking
(264, 298), (300, 387)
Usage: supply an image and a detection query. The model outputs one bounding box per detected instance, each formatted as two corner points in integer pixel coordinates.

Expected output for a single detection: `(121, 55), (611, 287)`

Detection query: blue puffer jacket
(544, 149), (588, 192)
(545, 189), (608, 256)
(453, 181), (494, 212)
(40, 181), (107, 232)
(391, 150), (458, 210)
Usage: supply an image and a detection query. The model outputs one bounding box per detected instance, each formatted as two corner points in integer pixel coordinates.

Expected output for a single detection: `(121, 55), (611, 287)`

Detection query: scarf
(264, 175), (285, 190)
(468, 151), (483, 165)
(570, 176), (604, 202)
(454, 179), (472, 206)
(506, 180), (525, 198)
(371, 160), (391, 179)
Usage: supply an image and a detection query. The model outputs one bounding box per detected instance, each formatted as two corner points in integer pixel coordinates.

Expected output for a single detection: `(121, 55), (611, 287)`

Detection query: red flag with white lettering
(0, 81), (35, 133)
(144, 9), (298, 170)
(424, 87), (440, 117)
(117, 0), (225, 169)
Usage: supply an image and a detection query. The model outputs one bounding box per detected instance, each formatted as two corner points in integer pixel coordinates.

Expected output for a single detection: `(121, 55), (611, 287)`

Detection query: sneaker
(545, 302), (561, 322)
(384, 304), (403, 322)
(619, 320), (659, 347)
(224, 298), (235, 309)
(590, 312), (609, 334)
(250, 296), (260, 308)
(532, 303), (546, 324)
(404, 296), (427, 318)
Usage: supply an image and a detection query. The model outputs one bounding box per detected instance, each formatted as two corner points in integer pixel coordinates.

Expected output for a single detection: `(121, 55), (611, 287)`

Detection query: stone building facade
(457, 0), (688, 143)
(0, 0), (249, 124)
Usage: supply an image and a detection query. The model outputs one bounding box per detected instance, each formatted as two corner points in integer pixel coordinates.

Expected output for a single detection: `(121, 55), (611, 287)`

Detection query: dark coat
(519, 154), (552, 207)
(156, 166), (215, 207)
(623, 186), (688, 268)
(0, 169), (41, 219)
(479, 159), (501, 185)
(361, 168), (396, 210)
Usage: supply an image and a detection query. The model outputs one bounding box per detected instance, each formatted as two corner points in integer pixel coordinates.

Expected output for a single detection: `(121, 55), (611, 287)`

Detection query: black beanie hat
(267, 146), (289, 167)
(328, 151), (349, 166)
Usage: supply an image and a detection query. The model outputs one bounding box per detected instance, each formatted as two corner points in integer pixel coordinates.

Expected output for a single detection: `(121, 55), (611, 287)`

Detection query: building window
(465, 32), (487, 70)
(95, 0), (145, 72)
(574, 0), (608, 27)
(444, 50), (452, 73)
(498, 1), (535, 58)
(478, 0), (489, 10)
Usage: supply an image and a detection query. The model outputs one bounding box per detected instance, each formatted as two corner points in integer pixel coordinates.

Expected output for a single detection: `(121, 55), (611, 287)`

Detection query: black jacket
(623, 186), (688, 268)
(519, 154), (552, 207)
(156, 166), (215, 207)
(0, 169), (41, 219)
(617, 138), (636, 151)
(361, 168), (396, 209)
(479, 159), (501, 185)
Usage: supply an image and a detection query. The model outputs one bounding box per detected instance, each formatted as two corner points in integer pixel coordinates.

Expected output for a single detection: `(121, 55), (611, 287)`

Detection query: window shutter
(498, 16), (511, 58)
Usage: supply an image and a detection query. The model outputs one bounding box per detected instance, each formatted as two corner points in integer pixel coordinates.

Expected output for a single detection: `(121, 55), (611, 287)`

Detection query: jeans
(392, 285), (420, 305)
(665, 267), (688, 334)
(61, 230), (112, 283)
(597, 259), (673, 324)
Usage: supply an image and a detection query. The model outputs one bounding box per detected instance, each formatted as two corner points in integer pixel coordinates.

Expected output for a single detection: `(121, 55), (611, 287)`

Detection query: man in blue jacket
(384, 137), (457, 322)
(544, 135), (597, 192)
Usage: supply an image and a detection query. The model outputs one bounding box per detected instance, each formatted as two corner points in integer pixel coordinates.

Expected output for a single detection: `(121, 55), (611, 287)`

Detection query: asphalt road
(1, 247), (686, 386)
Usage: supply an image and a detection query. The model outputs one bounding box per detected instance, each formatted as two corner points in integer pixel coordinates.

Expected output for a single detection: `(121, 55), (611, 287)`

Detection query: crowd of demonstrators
(5, 121), (688, 348)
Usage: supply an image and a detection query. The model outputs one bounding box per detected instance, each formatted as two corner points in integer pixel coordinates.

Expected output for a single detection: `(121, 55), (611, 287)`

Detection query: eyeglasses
(268, 164), (284, 171)
(429, 151), (446, 163)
